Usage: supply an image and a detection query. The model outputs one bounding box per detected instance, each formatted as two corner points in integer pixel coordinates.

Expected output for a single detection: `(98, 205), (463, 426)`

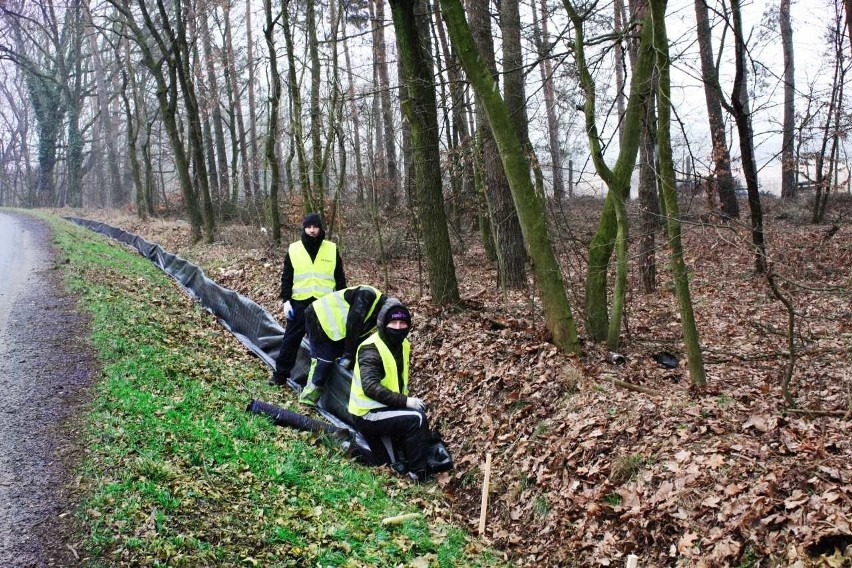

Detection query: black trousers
(272, 299), (311, 378)
(355, 408), (431, 474)
(304, 305), (343, 388)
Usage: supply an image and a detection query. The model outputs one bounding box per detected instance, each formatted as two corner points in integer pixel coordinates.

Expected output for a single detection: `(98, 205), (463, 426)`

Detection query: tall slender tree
(468, 0), (527, 290)
(650, 0), (706, 386)
(694, 0), (739, 218)
(387, 0), (460, 306)
(779, 0), (796, 199)
(532, 0), (565, 200)
(566, 0), (657, 343)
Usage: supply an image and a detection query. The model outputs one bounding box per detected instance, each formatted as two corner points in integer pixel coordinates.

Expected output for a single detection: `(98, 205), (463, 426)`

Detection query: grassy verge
(44, 215), (499, 567)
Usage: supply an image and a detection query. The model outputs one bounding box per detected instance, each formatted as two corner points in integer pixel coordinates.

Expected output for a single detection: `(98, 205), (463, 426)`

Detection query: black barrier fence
(65, 217), (284, 368)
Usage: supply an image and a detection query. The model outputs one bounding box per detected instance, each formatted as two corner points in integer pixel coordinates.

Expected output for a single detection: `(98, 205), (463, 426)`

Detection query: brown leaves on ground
(64, 198), (852, 566)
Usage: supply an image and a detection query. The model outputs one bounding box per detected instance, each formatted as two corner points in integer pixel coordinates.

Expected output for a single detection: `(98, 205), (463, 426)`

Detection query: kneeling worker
(348, 299), (431, 482)
(300, 284), (386, 405)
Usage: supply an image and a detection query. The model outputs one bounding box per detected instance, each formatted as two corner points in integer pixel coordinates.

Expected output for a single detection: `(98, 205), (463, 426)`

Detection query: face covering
(383, 327), (409, 347)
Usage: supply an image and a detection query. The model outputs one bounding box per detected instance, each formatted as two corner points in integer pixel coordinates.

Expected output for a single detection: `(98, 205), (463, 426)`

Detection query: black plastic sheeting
(65, 217), (284, 368)
(64, 217), (371, 449)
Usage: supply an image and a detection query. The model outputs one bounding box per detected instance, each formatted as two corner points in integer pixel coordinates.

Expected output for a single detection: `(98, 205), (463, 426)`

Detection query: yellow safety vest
(348, 333), (410, 416)
(289, 240), (337, 300)
(313, 285), (382, 341)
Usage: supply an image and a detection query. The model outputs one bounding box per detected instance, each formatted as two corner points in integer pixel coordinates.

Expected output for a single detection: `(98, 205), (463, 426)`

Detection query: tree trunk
(282, 0), (312, 211)
(222, 0), (253, 201)
(343, 32), (366, 203)
(168, 0), (215, 242)
(441, 0), (581, 353)
(200, 0), (230, 208)
(388, 0), (461, 306)
(468, 0), (527, 290)
(568, 0), (656, 342)
(373, 0), (399, 207)
(651, 0), (706, 386)
(245, 0), (260, 198)
(84, 0), (124, 206)
(779, 0), (796, 199)
(728, 0), (766, 273)
(307, 0), (325, 213)
(264, 0), (282, 243)
(694, 0), (739, 219)
(638, 80), (659, 294)
(613, 0), (627, 146)
(532, 0), (564, 200)
(112, 0), (203, 241)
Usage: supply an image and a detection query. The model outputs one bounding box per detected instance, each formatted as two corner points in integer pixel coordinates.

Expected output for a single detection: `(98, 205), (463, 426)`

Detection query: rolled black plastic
(246, 399), (341, 436)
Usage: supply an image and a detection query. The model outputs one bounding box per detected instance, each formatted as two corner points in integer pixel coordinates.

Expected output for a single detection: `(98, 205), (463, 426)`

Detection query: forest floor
(61, 194), (852, 566)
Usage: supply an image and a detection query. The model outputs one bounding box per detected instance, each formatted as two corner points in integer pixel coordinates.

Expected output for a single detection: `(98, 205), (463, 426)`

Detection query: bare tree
(532, 0), (564, 200)
(387, 0), (461, 306)
(264, 0), (283, 242)
(694, 0), (739, 218)
(650, 0), (706, 386)
(780, 0), (796, 199)
(725, 0), (767, 273)
(468, 0), (527, 290)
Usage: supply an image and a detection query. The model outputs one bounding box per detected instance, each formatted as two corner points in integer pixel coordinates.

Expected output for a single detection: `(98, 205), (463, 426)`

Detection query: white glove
(283, 300), (294, 320)
(406, 397), (426, 412)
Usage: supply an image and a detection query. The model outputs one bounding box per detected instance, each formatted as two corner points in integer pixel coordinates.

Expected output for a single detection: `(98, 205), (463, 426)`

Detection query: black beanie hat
(302, 212), (323, 229)
(386, 305), (411, 327)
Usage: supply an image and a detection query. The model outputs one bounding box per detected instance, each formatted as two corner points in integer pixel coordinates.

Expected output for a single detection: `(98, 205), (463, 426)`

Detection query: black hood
(376, 297), (411, 346)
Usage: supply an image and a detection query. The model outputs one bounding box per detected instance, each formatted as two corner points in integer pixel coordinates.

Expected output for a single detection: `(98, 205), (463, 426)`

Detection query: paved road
(0, 211), (93, 566)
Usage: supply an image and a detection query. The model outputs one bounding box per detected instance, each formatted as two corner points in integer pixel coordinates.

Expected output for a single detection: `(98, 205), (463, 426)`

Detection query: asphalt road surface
(0, 211), (93, 566)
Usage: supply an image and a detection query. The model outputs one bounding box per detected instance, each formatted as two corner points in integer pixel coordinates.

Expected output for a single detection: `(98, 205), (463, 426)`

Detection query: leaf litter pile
(69, 197), (852, 565)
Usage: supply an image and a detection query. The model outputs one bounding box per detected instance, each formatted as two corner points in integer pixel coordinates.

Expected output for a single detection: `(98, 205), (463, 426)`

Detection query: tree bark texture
(650, 0), (706, 386)
(373, 0), (400, 207)
(694, 0), (739, 218)
(779, 0), (796, 199)
(533, 0), (565, 200)
(264, 0), (282, 243)
(468, 0), (527, 290)
(729, 0), (766, 273)
(388, 0), (461, 306)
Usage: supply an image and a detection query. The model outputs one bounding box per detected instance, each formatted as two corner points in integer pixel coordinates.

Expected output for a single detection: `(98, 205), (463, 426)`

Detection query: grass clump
(45, 215), (502, 567)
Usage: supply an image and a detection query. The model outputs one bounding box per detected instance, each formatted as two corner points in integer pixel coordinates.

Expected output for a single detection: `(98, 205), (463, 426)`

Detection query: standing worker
(299, 284), (386, 405)
(269, 213), (346, 386)
(348, 299), (431, 482)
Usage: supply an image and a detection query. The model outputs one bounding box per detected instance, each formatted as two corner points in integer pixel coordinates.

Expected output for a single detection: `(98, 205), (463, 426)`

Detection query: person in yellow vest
(269, 213), (346, 386)
(299, 284), (386, 405)
(348, 299), (431, 482)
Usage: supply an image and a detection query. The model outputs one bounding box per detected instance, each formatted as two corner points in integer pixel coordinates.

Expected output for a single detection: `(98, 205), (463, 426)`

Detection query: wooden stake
(478, 452), (492, 536)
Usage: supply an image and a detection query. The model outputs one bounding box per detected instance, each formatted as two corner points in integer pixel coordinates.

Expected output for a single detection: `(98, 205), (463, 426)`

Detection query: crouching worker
(348, 299), (431, 482)
(299, 284), (386, 406)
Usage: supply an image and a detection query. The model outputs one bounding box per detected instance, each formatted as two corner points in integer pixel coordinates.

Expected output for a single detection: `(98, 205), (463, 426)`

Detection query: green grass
(42, 214), (501, 567)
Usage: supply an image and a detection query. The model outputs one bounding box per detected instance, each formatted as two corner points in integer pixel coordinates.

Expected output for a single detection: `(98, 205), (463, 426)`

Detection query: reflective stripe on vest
(348, 333), (410, 417)
(289, 240), (337, 300)
(313, 285), (381, 341)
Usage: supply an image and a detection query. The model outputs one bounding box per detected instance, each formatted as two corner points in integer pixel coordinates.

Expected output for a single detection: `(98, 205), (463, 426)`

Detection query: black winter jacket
(356, 343), (408, 409)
